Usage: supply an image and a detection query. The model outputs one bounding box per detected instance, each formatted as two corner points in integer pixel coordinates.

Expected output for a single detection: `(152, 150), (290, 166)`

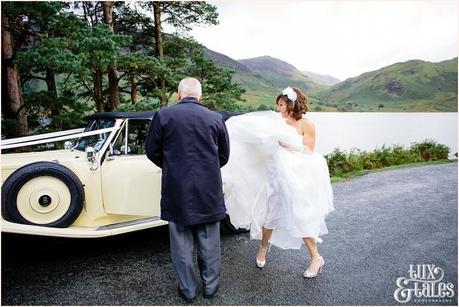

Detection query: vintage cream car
(1, 111), (243, 238)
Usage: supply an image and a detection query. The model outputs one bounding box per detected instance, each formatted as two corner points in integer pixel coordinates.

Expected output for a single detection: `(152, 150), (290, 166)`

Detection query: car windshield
(74, 119), (116, 152)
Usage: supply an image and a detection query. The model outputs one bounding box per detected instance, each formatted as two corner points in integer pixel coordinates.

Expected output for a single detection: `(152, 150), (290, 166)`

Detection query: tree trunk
(46, 68), (57, 96)
(1, 17), (28, 137)
(94, 68), (104, 112)
(46, 68), (62, 129)
(107, 66), (119, 109)
(153, 2), (168, 108)
(130, 75), (137, 105)
(103, 1), (120, 110)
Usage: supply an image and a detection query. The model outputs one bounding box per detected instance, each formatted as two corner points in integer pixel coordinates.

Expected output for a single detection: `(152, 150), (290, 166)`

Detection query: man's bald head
(178, 77), (202, 101)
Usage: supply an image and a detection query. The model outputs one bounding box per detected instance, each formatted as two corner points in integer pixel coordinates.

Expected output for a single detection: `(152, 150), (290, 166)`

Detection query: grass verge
(331, 159), (456, 183)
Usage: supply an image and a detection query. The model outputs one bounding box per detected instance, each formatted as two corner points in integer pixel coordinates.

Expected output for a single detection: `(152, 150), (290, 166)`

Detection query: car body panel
(1, 111), (241, 237)
(101, 154), (162, 216)
(1, 114), (166, 237)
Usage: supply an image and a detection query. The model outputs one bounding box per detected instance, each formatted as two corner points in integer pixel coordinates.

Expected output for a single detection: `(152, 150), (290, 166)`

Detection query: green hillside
(204, 51), (330, 110)
(204, 49), (280, 108)
(318, 58), (458, 111)
(302, 70), (341, 86)
(238, 56), (327, 95)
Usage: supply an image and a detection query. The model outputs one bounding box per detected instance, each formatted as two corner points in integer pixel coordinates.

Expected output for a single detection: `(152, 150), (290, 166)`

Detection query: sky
(190, 0), (458, 80)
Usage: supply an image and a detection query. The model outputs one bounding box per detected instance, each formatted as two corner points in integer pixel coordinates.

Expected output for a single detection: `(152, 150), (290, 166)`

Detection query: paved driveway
(2, 163), (457, 305)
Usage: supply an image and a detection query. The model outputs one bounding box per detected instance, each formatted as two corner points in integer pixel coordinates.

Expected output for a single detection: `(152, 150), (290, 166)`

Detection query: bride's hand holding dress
(222, 86), (334, 278)
(222, 111), (334, 249)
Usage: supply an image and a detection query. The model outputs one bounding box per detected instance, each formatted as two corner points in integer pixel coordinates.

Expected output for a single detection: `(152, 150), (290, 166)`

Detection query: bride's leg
(256, 227), (273, 268)
(302, 237), (324, 277)
(303, 237), (320, 259)
(261, 227), (273, 248)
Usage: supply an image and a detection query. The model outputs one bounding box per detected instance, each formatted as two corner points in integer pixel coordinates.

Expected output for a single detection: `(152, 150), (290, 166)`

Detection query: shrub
(326, 140), (450, 177)
(346, 148), (364, 171)
(257, 104), (269, 111)
(410, 139), (449, 161)
(325, 148), (353, 176)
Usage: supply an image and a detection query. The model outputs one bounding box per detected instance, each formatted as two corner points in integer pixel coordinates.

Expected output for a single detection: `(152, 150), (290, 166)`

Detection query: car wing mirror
(85, 146), (95, 160)
(64, 141), (74, 149)
(85, 146), (99, 170)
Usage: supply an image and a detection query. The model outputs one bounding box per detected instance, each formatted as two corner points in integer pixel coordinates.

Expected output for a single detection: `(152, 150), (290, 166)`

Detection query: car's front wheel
(2, 162), (85, 228)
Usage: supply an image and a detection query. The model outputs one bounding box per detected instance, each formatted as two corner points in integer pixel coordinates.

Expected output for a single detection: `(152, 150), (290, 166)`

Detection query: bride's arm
(278, 140), (299, 152)
(302, 120), (316, 152)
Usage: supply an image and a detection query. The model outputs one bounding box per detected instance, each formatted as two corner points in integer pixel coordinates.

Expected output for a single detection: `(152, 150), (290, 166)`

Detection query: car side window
(110, 119), (151, 156)
(110, 124), (126, 155)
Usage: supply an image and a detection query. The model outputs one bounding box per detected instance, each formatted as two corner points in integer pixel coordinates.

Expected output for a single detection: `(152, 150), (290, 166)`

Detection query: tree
(180, 44), (245, 111)
(1, 15), (28, 137)
(141, 1), (219, 107)
(70, 25), (128, 112)
(102, 1), (120, 110)
(111, 2), (158, 106)
(71, 1), (106, 112)
(1, 1), (245, 138)
(257, 104), (268, 111)
(7, 2), (127, 134)
(0, 1), (62, 137)
(117, 53), (170, 105)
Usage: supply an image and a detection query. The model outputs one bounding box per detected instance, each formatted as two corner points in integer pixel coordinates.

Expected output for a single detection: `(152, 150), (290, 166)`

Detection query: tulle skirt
(222, 111), (335, 249)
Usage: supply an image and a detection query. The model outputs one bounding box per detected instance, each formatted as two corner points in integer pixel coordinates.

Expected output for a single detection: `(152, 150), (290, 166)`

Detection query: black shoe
(203, 285), (219, 299)
(178, 286), (195, 304)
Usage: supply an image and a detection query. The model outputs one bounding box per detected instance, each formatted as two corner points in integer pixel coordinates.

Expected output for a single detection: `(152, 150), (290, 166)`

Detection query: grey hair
(178, 77), (202, 99)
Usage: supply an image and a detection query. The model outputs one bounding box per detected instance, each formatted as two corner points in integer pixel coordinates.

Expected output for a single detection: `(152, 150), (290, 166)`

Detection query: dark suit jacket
(145, 97), (230, 226)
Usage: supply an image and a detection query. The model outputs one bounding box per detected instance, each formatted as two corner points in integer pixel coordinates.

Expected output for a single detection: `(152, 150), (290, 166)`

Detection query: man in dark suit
(145, 77), (230, 303)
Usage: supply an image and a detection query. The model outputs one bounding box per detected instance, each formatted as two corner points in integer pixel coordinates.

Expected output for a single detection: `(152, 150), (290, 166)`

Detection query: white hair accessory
(282, 87), (297, 103)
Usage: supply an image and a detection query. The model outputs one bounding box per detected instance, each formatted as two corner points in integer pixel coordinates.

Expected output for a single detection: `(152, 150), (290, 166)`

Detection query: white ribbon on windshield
(1, 127), (118, 150)
(1, 128), (85, 145)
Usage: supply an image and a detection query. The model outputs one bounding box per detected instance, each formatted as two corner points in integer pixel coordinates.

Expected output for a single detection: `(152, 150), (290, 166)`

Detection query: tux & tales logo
(394, 264), (455, 304)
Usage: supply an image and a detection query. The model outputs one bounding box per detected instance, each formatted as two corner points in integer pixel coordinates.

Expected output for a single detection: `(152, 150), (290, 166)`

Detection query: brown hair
(276, 87), (308, 120)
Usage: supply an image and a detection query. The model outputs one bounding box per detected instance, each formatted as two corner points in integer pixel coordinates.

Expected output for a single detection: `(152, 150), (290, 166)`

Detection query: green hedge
(325, 139), (451, 177)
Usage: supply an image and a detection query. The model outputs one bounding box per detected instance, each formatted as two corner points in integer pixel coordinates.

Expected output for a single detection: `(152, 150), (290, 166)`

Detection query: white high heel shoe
(256, 245), (270, 268)
(303, 256), (325, 278)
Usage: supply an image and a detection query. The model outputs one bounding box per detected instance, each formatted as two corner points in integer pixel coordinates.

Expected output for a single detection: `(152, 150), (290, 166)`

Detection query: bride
(221, 87), (335, 278)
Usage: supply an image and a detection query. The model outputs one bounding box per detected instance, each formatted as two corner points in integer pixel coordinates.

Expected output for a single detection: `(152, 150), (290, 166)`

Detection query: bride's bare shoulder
(300, 118), (315, 131)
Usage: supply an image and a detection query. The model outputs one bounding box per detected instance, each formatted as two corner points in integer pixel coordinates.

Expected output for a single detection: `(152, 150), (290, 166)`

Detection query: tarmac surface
(2, 162), (458, 305)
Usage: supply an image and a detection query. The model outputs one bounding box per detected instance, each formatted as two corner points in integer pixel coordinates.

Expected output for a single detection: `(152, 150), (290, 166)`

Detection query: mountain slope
(302, 70), (340, 86)
(238, 56), (327, 95)
(204, 50), (285, 108)
(318, 58), (458, 111)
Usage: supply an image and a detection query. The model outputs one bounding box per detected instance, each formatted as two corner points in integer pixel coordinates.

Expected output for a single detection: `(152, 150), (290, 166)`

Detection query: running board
(1, 217), (167, 238)
(97, 216), (161, 230)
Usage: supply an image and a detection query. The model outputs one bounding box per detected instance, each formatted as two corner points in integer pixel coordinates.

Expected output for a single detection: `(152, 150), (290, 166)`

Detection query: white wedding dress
(222, 111), (335, 249)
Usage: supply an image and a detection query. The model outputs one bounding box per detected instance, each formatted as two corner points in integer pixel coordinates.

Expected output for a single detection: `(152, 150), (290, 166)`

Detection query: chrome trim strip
(96, 216), (161, 230)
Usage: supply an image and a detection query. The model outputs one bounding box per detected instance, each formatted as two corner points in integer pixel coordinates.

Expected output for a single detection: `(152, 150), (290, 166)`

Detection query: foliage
(185, 49), (245, 111)
(410, 139), (449, 161)
(115, 98), (161, 112)
(140, 1), (218, 34)
(23, 92), (91, 134)
(325, 140), (451, 177)
(2, 1), (246, 138)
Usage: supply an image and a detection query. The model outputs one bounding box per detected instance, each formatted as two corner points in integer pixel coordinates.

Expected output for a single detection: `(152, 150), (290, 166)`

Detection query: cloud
(191, 0), (458, 80)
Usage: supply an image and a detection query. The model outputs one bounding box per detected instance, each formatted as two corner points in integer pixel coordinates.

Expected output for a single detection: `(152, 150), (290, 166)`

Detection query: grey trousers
(168, 221), (221, 299)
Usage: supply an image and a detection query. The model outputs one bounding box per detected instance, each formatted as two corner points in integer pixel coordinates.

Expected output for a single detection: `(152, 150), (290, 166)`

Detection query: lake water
(305, 112), (458, 158)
